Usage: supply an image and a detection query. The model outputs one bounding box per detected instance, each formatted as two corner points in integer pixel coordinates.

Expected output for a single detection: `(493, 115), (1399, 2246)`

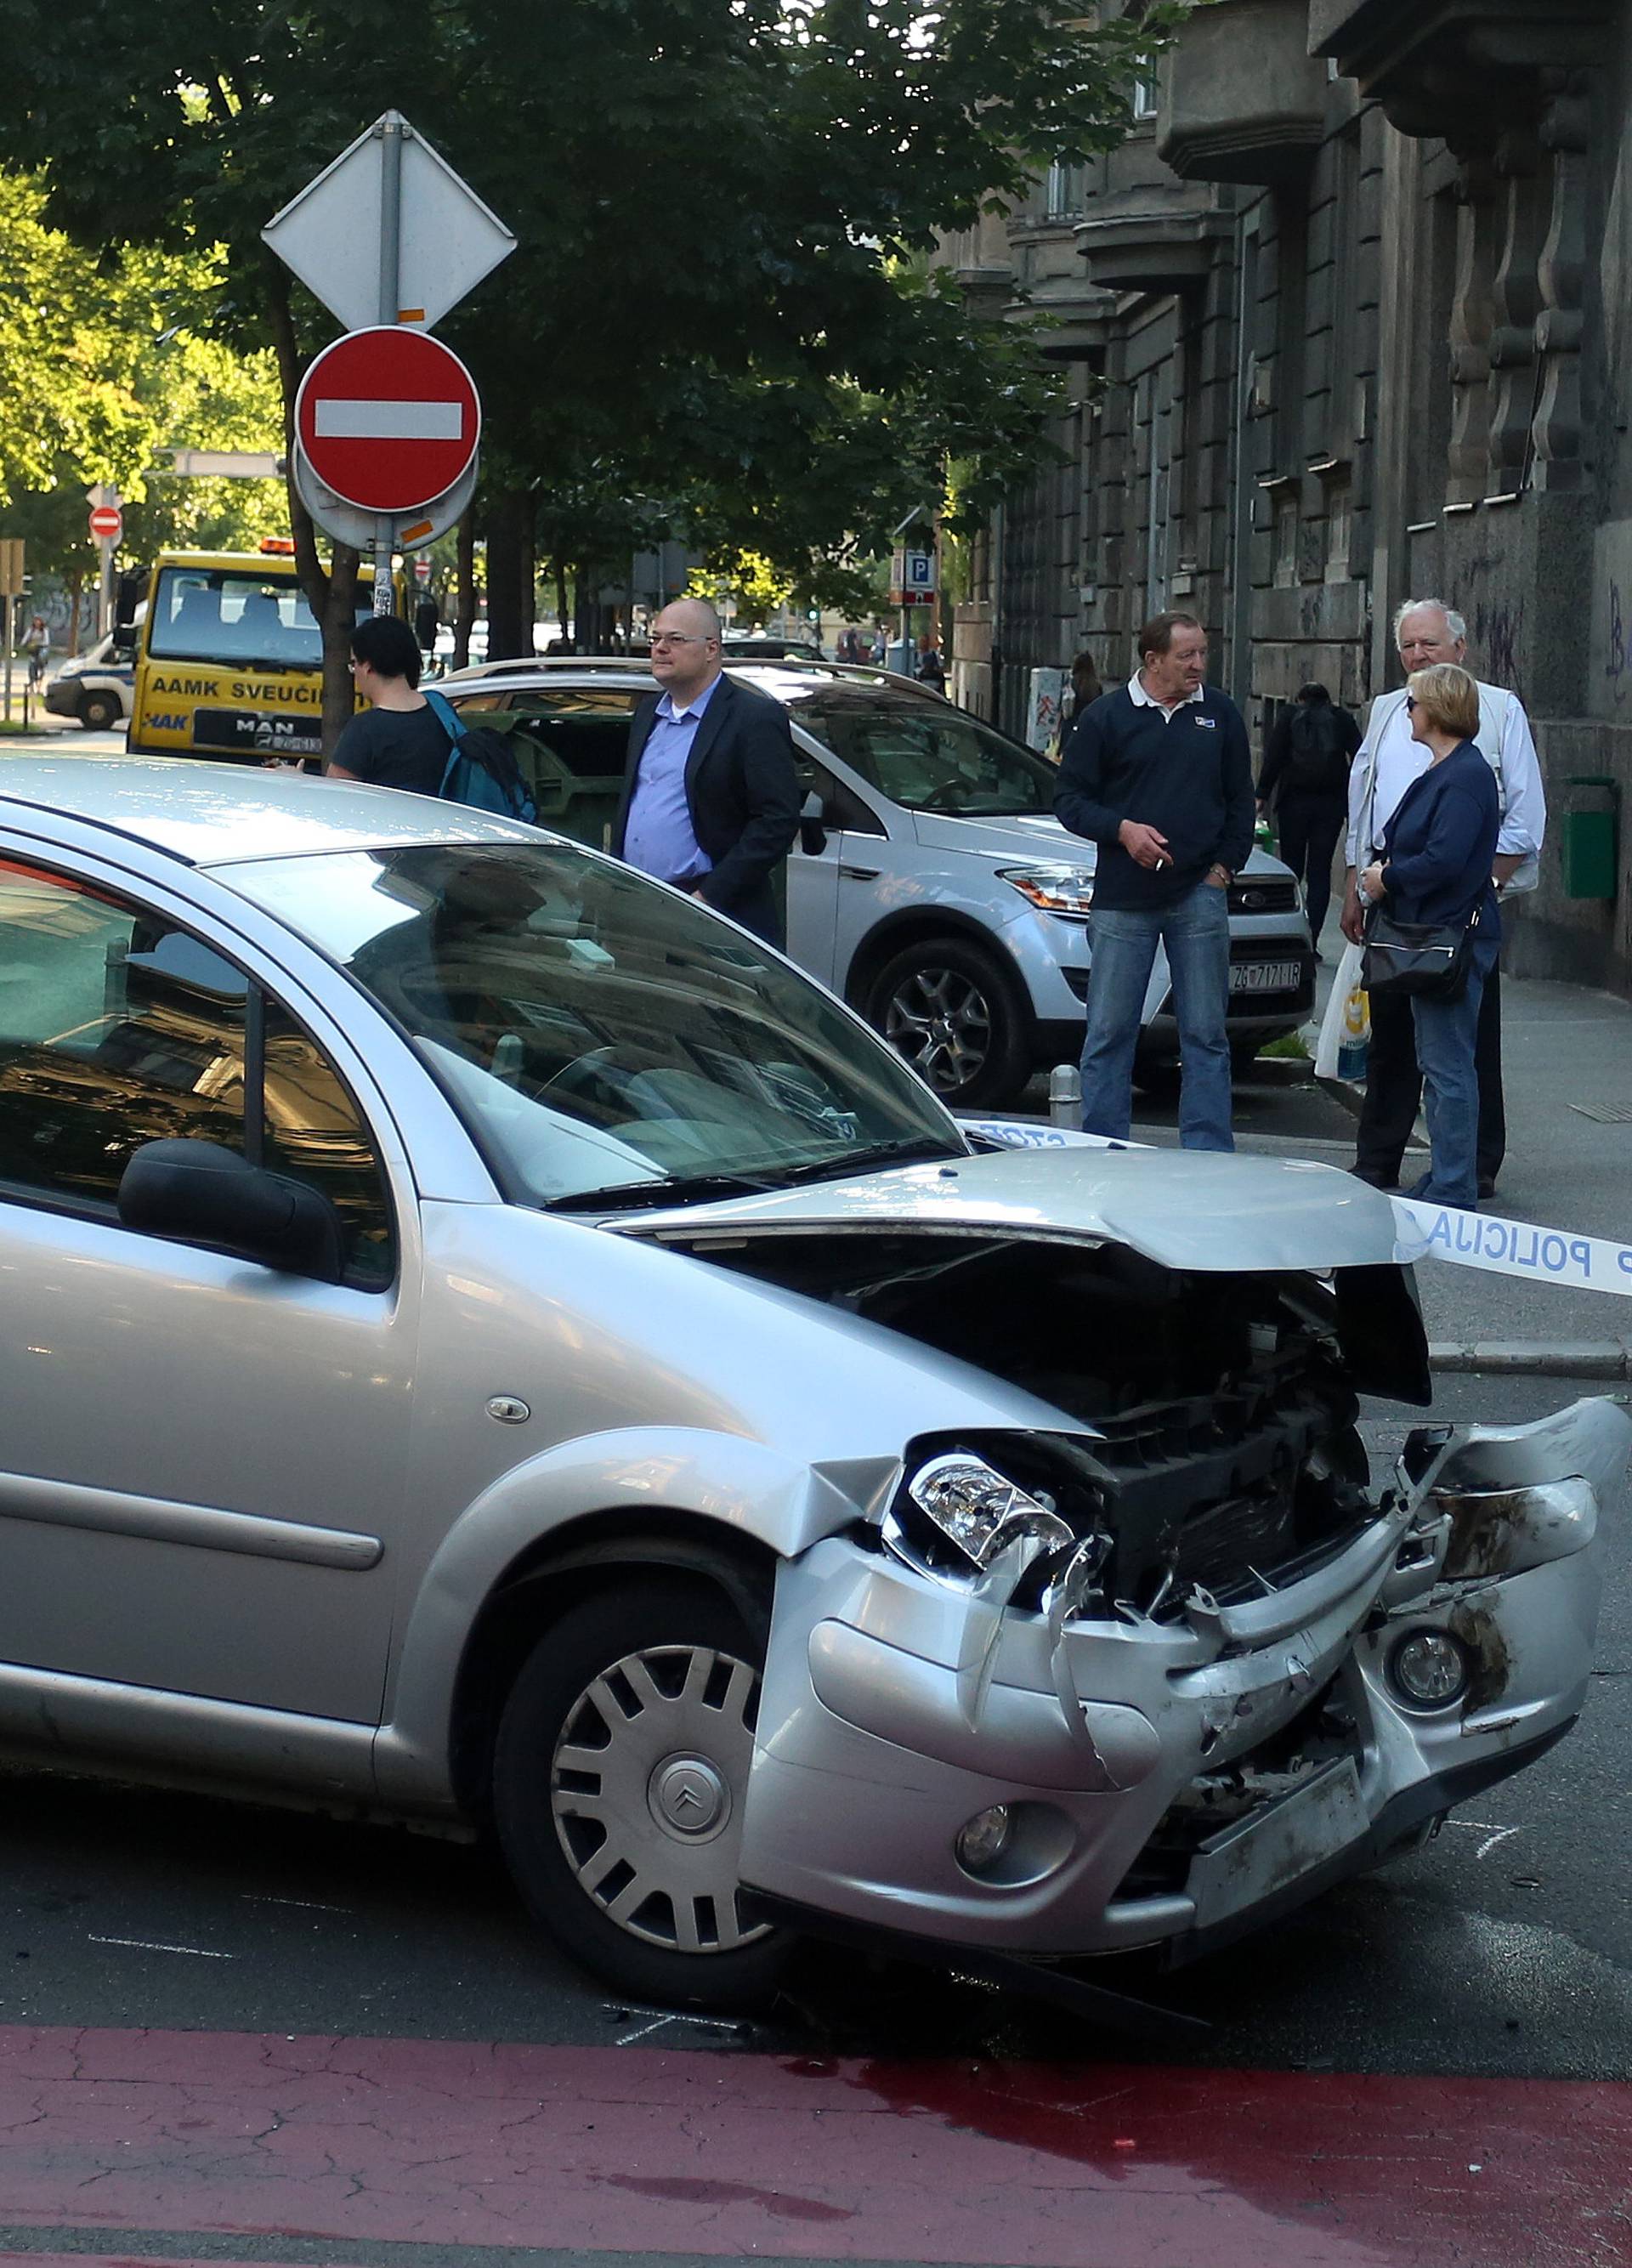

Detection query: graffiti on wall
(1606, 579), (1632, 708)
(1472, 600), (1525, 696)
(1591, 521), (1632, 721)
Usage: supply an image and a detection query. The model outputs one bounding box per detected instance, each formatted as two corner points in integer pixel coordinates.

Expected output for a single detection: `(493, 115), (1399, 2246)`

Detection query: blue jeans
(1407, 933), (1499, 1207)
(1080, 879), (1233, 1150)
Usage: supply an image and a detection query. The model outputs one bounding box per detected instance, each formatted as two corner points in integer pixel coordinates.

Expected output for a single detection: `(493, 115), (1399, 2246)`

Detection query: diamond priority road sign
(293, 327), (480, 516)
(263, 114), (515, 334)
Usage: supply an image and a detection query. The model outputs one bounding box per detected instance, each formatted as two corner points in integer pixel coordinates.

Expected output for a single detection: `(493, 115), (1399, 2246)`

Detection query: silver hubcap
(551, 1641), (769, 1954)
(884, 966), (992, 1091)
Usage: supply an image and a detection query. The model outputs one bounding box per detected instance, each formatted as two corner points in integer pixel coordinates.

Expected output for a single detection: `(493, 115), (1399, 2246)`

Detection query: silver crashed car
(0, 755), (1623, 2015)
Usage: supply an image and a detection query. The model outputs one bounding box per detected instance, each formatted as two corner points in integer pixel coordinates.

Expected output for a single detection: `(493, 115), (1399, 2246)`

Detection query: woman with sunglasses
(1357, 664), (1499, 1207)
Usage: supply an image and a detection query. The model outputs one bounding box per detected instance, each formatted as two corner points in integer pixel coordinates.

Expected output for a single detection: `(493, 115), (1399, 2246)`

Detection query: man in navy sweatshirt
(1055, 612), (1255, 1149)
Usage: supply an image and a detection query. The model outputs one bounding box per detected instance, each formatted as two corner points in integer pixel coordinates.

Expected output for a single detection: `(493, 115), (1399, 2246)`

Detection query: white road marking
(1442, 1819), (1524, 1860)
(240, 1893), (352, 1913)
(313, 400), (463, 440)
(89, 1935), (234, 1959)
(615, 2016), (678, 2045)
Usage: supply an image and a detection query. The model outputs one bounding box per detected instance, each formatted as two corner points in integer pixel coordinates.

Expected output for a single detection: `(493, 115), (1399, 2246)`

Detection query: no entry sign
(88, 504), (122, 543)
(294, 326), (479, 514)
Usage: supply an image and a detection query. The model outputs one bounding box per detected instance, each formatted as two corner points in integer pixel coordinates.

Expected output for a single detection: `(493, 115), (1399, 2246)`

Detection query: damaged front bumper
(739, 1398), (1630, 1961)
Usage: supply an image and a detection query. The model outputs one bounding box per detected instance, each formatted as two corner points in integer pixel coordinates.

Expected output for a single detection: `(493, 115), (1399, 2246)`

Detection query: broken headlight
(907, 1453), (1074, 1566)
(881, 1448), (1113, 1618)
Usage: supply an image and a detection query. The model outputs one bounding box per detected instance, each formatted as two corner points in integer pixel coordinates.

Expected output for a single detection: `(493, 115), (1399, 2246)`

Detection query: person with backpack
(326, 614), (536, 822)
(1256, 683), (1360, 952)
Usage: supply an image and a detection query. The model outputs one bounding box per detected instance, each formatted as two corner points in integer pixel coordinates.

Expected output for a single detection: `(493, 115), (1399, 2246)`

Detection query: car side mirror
(118, 1138), (347, 1284)
(798, 790), (828, 858)
(110, 622), (136, 656)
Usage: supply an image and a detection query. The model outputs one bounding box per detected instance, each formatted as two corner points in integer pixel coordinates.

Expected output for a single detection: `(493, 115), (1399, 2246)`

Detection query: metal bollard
(1047, 1063), (1081, 1129)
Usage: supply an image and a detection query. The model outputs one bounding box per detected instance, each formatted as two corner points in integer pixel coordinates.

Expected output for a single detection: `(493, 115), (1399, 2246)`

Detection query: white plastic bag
(1315, 938), (1369, 1081)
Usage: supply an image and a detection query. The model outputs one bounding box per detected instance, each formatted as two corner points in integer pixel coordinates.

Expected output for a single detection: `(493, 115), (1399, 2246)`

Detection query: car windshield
(146, 568), (373, 671)
(790, 693), (1059, 816)
(224, 842), (963, 1207)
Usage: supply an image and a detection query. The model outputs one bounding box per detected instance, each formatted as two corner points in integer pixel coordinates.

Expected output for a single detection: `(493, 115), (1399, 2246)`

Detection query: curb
(1313, 1071), (1366, 1120)
(1428, 1340), (1630, 1377)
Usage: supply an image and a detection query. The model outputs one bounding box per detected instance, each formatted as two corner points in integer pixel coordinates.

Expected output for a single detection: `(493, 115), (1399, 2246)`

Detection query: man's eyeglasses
(1404, 695), (1416, 711)
(649, 631), (706, 649)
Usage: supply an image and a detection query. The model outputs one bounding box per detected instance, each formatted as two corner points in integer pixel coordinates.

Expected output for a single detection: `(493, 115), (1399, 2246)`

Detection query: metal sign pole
(374, 114), (404, 616)
(2, 592), (11, 724)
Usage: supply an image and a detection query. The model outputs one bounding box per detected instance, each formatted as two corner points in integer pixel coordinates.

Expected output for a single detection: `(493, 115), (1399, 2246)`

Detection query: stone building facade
(945, 0), (1632, 993)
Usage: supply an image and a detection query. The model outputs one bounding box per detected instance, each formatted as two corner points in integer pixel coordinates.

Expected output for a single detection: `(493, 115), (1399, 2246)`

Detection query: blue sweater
(1379, 740), (1501, 940)
(1054, 684), (1256, 910)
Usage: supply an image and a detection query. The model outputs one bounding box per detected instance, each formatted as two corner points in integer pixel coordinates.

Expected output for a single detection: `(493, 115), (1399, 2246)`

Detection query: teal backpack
(422, 688), (538, 825)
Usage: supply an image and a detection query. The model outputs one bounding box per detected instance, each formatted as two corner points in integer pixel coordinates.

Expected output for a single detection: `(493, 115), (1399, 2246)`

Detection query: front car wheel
(864, 935), (1030, 1108)
(492, 1578), (790, 2010)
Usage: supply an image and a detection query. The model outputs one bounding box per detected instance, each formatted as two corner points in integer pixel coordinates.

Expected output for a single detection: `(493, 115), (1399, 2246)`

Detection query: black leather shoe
(1350, 1165), (1400, 1191)
(1477, 1176), (1497, 1201)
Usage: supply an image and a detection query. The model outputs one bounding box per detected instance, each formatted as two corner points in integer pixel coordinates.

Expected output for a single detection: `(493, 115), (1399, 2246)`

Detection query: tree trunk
(553, 558), (571, 653)
(266, 260), (356, 760)
(454, 507), (478, 671)
(484, 485), (535, 661)
(67, 573), (82, 657)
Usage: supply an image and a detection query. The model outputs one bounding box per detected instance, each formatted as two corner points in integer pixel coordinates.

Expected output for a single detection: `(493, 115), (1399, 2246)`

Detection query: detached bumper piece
(740, 1399), (1629, 1970)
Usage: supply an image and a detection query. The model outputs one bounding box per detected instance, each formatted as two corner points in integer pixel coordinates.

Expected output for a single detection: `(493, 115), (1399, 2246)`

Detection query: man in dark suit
(613, 598), (800, 945)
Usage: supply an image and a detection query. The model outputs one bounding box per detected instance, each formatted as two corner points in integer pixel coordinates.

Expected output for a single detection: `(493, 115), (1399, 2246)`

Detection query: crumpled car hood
(619, 1146), (1402, 1275)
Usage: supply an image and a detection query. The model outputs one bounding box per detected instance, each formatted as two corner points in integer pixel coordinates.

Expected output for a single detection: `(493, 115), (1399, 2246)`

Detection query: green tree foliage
(0, 171), (284, 580)
(0, 0), (1171, 700)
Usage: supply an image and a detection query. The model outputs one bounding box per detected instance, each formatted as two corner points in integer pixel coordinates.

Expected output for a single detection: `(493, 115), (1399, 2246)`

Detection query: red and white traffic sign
(88, 504), (122, 544)
(294, 326), (479, 514)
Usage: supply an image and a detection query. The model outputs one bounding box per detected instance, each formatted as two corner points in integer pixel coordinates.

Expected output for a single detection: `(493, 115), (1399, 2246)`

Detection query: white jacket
(1346, 680), (1545, 894)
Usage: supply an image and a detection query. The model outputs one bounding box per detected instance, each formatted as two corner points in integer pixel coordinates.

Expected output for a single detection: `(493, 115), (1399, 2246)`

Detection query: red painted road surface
(0, 2024), (1628, 2266)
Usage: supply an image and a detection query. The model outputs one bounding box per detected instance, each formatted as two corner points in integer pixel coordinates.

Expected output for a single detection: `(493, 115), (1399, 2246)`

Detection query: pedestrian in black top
(1256, 683), (1359, 954)
(1055, 611), (1255, 1149)
(327, 614), (450, 797)
(1357, 664), (1499, 1209)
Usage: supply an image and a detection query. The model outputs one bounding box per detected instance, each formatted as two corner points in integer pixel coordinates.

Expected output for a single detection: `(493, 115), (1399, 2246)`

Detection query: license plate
(1230, 958), (1302, 995)
(194, 707), (323, 758)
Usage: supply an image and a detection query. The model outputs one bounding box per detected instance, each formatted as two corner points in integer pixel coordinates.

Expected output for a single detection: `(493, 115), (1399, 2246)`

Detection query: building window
(1325, 481), (1352, 581)
(1045, 161), (1085, 222)
(1131, 62), (1159, 122)
(1273, 493), (1300, 589)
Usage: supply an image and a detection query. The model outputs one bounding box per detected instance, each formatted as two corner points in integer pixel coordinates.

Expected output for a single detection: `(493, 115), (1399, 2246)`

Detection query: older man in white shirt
(1339, 598), (1545, 1199)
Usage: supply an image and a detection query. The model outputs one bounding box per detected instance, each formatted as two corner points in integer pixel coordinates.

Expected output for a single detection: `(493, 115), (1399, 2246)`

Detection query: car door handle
(838, 864), (881, 881)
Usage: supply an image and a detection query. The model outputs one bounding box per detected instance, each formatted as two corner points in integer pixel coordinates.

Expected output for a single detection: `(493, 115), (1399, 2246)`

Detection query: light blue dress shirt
(623, 676), (721, 885)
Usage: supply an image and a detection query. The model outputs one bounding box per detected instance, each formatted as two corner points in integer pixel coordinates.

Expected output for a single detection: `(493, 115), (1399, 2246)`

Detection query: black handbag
(1362, 901), (1482, 1001)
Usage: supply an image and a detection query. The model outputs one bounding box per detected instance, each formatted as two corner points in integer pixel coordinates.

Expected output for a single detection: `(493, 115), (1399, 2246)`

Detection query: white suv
(443, 661), (1315, 1109)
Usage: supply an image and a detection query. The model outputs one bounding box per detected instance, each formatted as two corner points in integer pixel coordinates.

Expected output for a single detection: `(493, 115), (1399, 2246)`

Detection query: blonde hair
(1408, 662), (1478, 742)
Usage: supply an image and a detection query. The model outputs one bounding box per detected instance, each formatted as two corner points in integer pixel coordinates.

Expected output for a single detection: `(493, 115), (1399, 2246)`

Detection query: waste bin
(1561, 777), (1620, 901)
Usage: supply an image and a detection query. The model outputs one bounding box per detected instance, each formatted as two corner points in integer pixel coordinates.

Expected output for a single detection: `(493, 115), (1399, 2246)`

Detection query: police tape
(1390, 1197), (1632, 1298)
(961, 1116), (1632, 1301)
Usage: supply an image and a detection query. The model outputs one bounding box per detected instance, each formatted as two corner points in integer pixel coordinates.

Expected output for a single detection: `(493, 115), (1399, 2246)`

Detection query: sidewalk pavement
(1300, 954), (1632, 1363)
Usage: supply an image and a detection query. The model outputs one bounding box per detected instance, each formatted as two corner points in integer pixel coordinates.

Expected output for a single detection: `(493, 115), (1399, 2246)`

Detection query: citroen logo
(651, 1755), (728, 1837)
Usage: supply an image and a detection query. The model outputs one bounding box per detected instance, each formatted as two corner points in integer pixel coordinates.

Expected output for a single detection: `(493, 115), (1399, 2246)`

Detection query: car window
(494, 699), (638, 851)
(145, 567), (372, 671)
(796, 698), (1058, 817)
(228, 842), (962, 1209)
(0, 860), (393, 1286)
